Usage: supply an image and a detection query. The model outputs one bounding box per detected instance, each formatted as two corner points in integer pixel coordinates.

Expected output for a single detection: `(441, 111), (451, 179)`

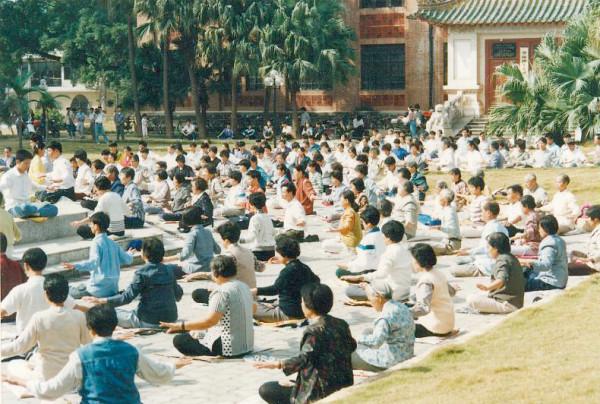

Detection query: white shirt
(224, 184), (246, 209)
(364, 242), (412, 301)
(283, 199), (306, 231)
(95, 192), (128, 233)
(546, 190), (579, 226)
(439, 205), (461, 239)
(94, 112), (104, 124)
(438, 147), (456, 171)
(243, 213), (276, 250)
(469, 220), (508, 256)
(524, 185), (548, 206)
(530, 149), (553, 168)
(0, 167), (43, 209)
(74, 164), (94, 194)
(560, 147), (586, 167)
(350, 227), (386, 272)
(26, 337), (175, 401)
(48, 156), (75, 189)
(466, 150), (486, 175)
(1, 276), (74, 334)
(163, 152), (178, 170)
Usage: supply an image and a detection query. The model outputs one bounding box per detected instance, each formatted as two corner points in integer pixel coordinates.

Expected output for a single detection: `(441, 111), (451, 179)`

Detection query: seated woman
(161, 255), (254, 357)
(519, 215), (568, 291)
(252, 236), (320, 323)
(410, 243), (455, 338)
(255, 283), (356, 404)
(143, 169), (171, 214)
(119, 167), (145, 229)
(569, 205), (600, 275)
(391, 181), (419, 240)
(323, 190), (362, 255)
(160, 172), (191, 222)
(428, 189), (462, 255)
(460, 176), (491, 238)
(84, 238), (182, 328)
(510, 195), (540, 256)
(241, 192), (276, 261)
(352, 280), (414, 372)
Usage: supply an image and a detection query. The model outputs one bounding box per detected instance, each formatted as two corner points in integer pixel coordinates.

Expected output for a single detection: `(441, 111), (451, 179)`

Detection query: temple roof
(411, 0), (589, 26)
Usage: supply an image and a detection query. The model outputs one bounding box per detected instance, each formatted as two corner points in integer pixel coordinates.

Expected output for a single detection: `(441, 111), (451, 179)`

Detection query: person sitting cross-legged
(161, 255), (255, 358)
(351, 280), (414, 372)
(241, 192), (276, 262)
(467, 232), (525, 314)
(4, 305), (189, 403)
(252, 236), (320, 323)
(83, 238), (183, 329)
(254, 283), (356, 404)
(568, 205), (600, 275)
(519, 215), (568, 292)
(120, 167), (145, 229)
(428, 189), (462, 255)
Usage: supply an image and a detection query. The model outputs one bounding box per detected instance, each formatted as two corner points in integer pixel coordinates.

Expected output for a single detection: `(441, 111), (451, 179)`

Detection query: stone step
(13, 227), (165, 267)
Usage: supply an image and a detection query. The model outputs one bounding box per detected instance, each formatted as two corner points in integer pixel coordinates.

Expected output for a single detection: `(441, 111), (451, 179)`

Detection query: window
(29, 59), (62, 87)
(246, 74), (263, 91)
(300, 75), (332, 91)
(361, 44), (405, 90)
(360, 0), (403, 8)
(492, 43), (517, 59)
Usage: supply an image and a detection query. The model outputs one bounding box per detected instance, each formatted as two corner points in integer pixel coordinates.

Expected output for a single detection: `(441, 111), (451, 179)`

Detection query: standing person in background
(76, 109), (86, 138)
(88, 108), (96, 140)
(94, 107), (109, 144)
(65, 108), (76, 139)
(114, 106), (126, 142)
(141, 114), (149, 139)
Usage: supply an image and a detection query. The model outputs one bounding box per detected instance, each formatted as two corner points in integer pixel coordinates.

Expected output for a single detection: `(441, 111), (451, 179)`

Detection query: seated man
(406, 161), (428, 202)
(539, 174), (580, 234)
(181, 119), (197, 140)
(37, 142), (75, 203)
(0, 150), (58, 218)
(84, 238), (182, 329)
(467, 232), (525, 314)
(428, 189), (462, 255)
(519, 215), (568, 291)
(218, 124), (234, 140)
(560, 139), (587, 167)
(120, 167), (145, 229)
(242, 124), (257, 140)
(162, 255), (254, 358)
(500, 184), (525, 237)
(279, 183), (314, 242)
(1, 274), (91, 381)
(523, 173), (548, 207)
(63, 212), (134, 299)
(569, 205), (600, 275)
(214, 171), (246, 218)
(5, 305), (187, 402)
(460, 176), (491, 238)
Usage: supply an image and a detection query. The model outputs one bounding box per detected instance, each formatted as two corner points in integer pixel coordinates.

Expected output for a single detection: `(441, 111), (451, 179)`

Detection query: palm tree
(4, 71), (40, 148)
(33, 92), (69, 139)
(260, 0), (355, 136)
(137, 0), (178, 138)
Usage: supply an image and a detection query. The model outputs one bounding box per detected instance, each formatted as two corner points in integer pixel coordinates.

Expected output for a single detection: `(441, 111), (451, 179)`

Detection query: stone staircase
(465, 115), (489, 136)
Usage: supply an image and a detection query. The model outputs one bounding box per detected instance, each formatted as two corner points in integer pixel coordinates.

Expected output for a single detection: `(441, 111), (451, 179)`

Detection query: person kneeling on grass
(255, 283), (356, 404)
(409, 243), (456, 338)
(252, 236), (320, 323)
(161, 255), (254, 358)
(83, 238), (182, 329)
(351, 279), (414, 372)
(467, 232), (525, 314)
(519, 215), (568, 292)
(4, 305), (189, 403)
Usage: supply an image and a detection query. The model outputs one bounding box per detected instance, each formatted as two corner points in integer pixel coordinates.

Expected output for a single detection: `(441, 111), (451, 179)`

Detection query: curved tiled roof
(411, 0), (589, 26)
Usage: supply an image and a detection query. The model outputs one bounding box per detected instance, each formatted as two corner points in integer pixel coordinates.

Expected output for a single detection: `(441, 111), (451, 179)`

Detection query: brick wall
(360, 94), (405, 108)
(359, 13), (405, 39)
(297, 94), (334, 108)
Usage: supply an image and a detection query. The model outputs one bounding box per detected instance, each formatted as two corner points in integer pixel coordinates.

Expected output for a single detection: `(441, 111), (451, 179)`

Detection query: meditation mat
(254, 319), (308, 328)
(416, 329), (463, 345)
(344, 299), (372, 307)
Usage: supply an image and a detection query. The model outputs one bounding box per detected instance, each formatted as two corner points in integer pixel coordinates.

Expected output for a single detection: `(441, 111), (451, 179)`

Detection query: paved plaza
(0, 196), (591, 404)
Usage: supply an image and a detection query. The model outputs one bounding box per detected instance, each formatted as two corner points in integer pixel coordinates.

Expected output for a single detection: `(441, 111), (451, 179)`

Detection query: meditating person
(0, 233), (26, 317)
(351, 279), (414, 372)
(407, 161), (428, 202)
(568, 205), (600, 275)
(120, 167), (145, 229)
(293, 165), (317, 215)
(501, 184), (525, 237)
(391, 181), (420, 240)
(0, 149), (58, 219)
(38, 141), (76, 203)
(510, 195), (541, 256)
(323, 190), (362, 255)
(28, 142), (47, 186)
(539, 174), (580, 234)
(73, 149), (94, 200)
(4, 305), (187, 403)
(72, 176), (128, 239)
(164, 207), (220, 277)
(336, 206), (386, 278)
(519, 215), (568, 291)
(255, 283), (356, 404)
(83, 238), (182, 329)
(428, 189), (462, 255)
(215, 171), (247, 218)
(158, 172), (191, 221)
(241, 192), (276, 261)
(523, 173), (548, 207)
(460, 176), (490, 238)
(143, 169), (171, 214)
(452, 201), (508, 277)
(409, 244), (455, 337)
(279, 182), (310, 242)
(253, 236), (320, 323)
(64, 212), (134, 299)
(342, 220), (412, 302)
(1, 274), (91, 381)
(467, 232), (525, 314)
(162, 255), (254, 358)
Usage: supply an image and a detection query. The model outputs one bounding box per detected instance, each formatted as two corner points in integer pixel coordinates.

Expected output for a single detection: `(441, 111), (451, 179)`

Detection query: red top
(1, 254), (26, 300)
(295, 178), (316, 215)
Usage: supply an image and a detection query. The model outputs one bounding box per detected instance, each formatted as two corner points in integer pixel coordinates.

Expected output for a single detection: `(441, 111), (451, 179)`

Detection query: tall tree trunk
(162, 41), (174, 138)
(127, 14), (142, 136)
(198, 80), (208, 138)
(185, 55), (203, 138)
(230, 75), (238, 135)
(291, 89), (299, 138)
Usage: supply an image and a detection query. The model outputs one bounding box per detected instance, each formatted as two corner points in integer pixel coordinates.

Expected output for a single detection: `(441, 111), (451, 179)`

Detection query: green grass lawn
(334, 275), (600, 404)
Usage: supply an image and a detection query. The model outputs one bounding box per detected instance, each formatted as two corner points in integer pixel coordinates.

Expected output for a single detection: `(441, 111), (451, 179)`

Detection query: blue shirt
(74, 233), (133, 297)
(179, 225), (221, 273)
(531, 235), (568, 288)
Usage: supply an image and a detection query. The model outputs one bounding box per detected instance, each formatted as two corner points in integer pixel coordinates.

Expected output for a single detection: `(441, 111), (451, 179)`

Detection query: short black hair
(483, 201), (500, 217)
(44, 273), (69, 304)
(449, 168), (462, 177)
(86, 305), (118, 337)
(379, 199), (393, 217)
(301, 283), (333, 316)
(211, 255), (237, 278)
(360, 206), (380, 226)
(238, 159), (251, 169)
(120, 167), (135, 180)
(247, 170), (261, 180)
(410, 243), (437, 270)
(282, 182), (296, 195)
(0, 232), (7, 253)
(22, 248), (47, 271)
(401, 181), (414, 194)
(105, 165), (119, 177)
(142, 237), (165, 263)
(354, 164), (368, 177)
(193, 177), (208, 192)
(108, 142), (118, 148)
(92, 159), (105, 171)
(384, 156), (396, 166)
(539, 215), (559, 235)
(157, 169), (168, 181)
(175, 154), (186, 163)
(90, 212), (110, 232)
(48, 141), (62, 153)
(398, 168), (411, 180)
(94, 176), (111, 191)
(74, 149), (88, 162)
(487, 232), (511, 254)
(15, 149), (33, 162)
(174, 172), (186, 184)
(331, 170), (344, 183)
(248, 192), (266, 210)
(229, 171), (242, 183)
(468, 176), (485, 190)
(382, 220), (404, 243)
(521, 195), (536, 210)
(275, 235), (301, 259)
(587, 205), (600, 220)
(181, 207), (204, 226)
(217, 221), (241, 243)
(508, 184), (524, 197)
(350, 178), (365, 193)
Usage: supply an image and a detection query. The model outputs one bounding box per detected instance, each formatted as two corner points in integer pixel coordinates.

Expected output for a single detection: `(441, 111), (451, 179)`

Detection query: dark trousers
(282, 229), (304, 242)
(77, 225), (124, 240)
(415, 323), (452, 338)
(37, 187), (75, 204)
(192, 288), (211, 304)
(253, 250), (275, 262)
(506, 224), (523, 238)
(81, 199), (98, 211)
(524, 269), (561, 292)
(259, 381), (293, 404)
(125, 216), (145, 229)
(173, 334), (222, 356)
(161, 212), (183, 222)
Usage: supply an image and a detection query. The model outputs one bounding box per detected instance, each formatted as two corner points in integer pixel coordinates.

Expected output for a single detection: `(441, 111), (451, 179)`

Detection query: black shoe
(272, 219), (284, 228)
(304, 234), (319, 242)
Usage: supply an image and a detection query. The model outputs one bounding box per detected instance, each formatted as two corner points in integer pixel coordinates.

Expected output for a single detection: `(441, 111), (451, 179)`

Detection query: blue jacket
(531, 235), (568, 288)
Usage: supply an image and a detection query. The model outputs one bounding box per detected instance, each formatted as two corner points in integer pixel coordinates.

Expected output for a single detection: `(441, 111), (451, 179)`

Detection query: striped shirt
(468, 195), (490, 225)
